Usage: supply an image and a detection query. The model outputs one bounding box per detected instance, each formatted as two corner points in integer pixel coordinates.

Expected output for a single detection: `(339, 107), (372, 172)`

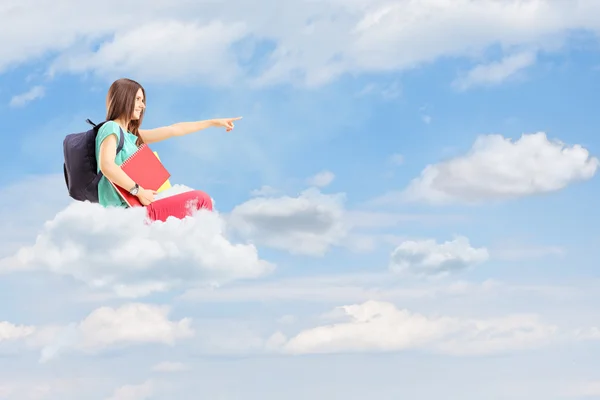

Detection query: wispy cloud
(9, 85), (45, 107)
(2, 1), (600, 87)
(452, 52), (536, 91)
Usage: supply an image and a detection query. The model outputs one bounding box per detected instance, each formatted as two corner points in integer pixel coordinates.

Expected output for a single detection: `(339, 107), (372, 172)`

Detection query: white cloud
(0, 201), (274, 297)
(388, 153), (404, 166)
(154, 184), (195, 200)
(250, 185), (281, 197)
(2, 0), (600, 86)
(105, 380), (153, 400)
(9, 85), (45, 107)
(50, 20), (247, 85)
(306, 170), (335, 188)
(274, 300), (557, 356)
(573, 327), (600, 340)
(32, 303), (193, 363)
(356, 81), (401, 99)
(419, 105), (433, 125)
(452, 51), (536, 90)
(227, 188), (347, 256)
(376, 132), (599, 205)
(77, 303), (193, 350)
(389, 236), (489, 277)
(0, 321), (36, 342)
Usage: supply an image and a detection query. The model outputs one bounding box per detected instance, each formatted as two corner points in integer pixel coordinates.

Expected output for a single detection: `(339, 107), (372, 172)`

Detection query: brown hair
(106, 78), (146, 146)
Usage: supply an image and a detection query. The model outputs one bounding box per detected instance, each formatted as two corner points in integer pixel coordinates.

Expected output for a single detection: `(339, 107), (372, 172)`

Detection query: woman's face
(132, 88), (145, 120)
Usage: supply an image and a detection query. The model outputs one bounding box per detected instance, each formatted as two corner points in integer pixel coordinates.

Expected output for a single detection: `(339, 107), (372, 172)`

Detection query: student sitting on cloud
(63, 78), (240, 222)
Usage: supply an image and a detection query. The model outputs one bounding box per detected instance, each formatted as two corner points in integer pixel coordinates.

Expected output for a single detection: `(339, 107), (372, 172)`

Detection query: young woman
(95, 78), (240, 222)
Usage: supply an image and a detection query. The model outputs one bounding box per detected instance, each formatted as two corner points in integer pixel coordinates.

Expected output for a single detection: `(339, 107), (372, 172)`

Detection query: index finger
(231, 116), (243, 121)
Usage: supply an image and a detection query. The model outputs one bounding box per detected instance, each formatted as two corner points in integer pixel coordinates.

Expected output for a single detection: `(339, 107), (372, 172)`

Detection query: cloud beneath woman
(0, 201), (274, 298)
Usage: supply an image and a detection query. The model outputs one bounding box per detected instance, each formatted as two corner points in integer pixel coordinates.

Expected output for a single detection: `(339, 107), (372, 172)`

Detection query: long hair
(105, 78), (146, 146)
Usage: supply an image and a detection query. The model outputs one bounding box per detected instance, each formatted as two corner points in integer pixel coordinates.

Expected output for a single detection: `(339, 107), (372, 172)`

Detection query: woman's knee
(189, 190), (213, 211)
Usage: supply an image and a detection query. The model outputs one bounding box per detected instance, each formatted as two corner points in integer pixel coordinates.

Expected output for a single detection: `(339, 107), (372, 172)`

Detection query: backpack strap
(117, 127), (125, 154)
(87, 118), (125, 155)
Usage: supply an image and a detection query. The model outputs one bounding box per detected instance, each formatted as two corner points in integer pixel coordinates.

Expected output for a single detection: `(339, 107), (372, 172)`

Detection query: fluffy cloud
(3, 0), (600, 86)
(390, 236), (489, 277)
(227, 188), (347, 256)
(376, 132), (598, 205)
(29, 303), (193, 363)
(50, 20), (247, 85)
(76, 303), (193, 350)
(0, 321), (36, 342)
(0, 201), (274, 297)
(273, 300), (557, 356)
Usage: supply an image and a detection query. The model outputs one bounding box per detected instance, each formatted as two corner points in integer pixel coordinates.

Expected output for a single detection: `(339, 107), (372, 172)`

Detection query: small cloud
(418, 105), (432, 124)
(306, 170), (335, 188)
(573, 327), (600, 341)
(9, 85), (45, 108)
(388, 153), (404, 166)
(228, 188), (347, 256)
(33, 303), (194, 363)
(356, 81), (401, 100)
(374, 132), (599, 205)
(380, 81), (401, 100)
(250, 185), (280, 197)
(452, 51), (536, 91)
(390, 236), (489, 277)
(0, 321), (36, 342)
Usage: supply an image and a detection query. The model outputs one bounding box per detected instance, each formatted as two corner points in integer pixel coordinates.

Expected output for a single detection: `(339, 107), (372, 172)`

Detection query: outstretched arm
(139, 117), (242, 144)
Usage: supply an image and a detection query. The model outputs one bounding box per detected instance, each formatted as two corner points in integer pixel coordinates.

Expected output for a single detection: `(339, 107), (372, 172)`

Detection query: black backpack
(63, 119), (125, 203)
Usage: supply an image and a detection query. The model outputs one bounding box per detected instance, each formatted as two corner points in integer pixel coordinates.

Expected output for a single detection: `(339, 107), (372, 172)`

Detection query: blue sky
(1, 1), (600, 399)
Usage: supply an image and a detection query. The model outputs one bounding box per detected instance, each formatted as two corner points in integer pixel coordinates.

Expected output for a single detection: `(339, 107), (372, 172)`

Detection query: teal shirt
(95, 121), (141, 207)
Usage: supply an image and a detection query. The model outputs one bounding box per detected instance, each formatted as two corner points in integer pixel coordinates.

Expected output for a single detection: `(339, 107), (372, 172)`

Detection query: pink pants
(145, 190), (213, 222)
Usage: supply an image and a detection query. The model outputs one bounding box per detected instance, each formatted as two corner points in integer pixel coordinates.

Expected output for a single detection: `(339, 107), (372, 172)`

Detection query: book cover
(153, 151), (172, 193)
(110, 144), (171, 207)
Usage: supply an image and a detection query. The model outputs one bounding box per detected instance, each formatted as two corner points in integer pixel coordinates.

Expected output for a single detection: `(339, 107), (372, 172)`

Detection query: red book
(110, 144), (171, 207)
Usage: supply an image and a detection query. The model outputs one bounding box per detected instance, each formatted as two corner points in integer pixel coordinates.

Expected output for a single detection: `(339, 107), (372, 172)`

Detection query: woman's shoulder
(97, 120), (135, 139)
(98, 120), (120, 136)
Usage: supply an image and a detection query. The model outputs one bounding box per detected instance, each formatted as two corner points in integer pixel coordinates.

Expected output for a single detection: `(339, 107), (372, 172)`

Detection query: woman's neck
(113, 117), (130, 133)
